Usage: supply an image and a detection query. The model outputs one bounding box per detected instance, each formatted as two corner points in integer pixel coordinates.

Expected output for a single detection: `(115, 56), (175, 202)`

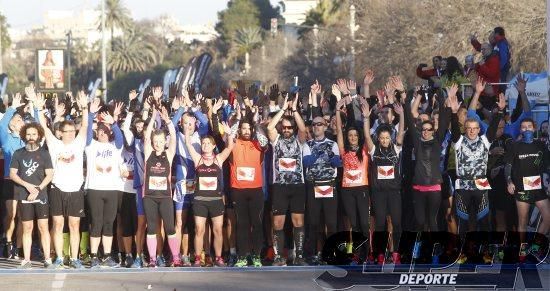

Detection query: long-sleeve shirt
(0, 108), (27, 178)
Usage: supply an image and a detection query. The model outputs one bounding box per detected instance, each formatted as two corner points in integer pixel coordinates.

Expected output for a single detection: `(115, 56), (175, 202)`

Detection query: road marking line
(52, 273), (66, 289)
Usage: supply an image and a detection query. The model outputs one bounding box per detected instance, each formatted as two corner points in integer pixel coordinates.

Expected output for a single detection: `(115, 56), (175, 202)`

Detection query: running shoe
(172, 257), (182, 267)
(18, 260), (32, 269)
(63, 256), (71, 266)
(204, 255), (213, 267)
(264, 246), (275, 262)
(293, 255), (308, 266)
(377, 253), (385, 265)
(125, 255), (134, 268)
(272, 256), (287, 266)
(227, 254), (238, 267)
(193, 257), (202, 267)
(52, 257), (65, 269)
(252, 255), (262, 267)
(234, 257), (248, 267)
(519, 243), (528, 263)
(214, 256), (227, 267)
(90, 257), (101, 269)
(350, 254), (360, 266)
(70, 259), (85, 269)
(79, 253), (92, 265)
(131, 257), (143, 268)
(148, 259), (157, 268)
(102, 256), (120, 268)
(181, 255), (192, 267)
(309, 255), (321, 266)
(44, 259), (54, 269)
(156, 255), (166, 267)
(11, 246), (20, 260)
(456, 254), (468, 264)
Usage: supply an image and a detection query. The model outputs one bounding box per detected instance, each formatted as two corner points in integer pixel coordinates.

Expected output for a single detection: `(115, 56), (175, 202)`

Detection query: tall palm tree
(231, 26), (263, 74)
(99, 0), (133, 50)
(108, 32), (157, 78)
(299, 0), (342, 36)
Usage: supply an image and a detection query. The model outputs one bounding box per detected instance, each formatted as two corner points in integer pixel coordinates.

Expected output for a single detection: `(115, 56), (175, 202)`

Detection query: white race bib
(344, 169), (363, 183)
(236, 167), (255, 181)
(149, 176), (168, 191)
(523, 175), (542, 191)
(198, 177), (217, 191)
(475, 178), (492, 190)
(314, 186), (334, 198)
(278, 158), (297, 172)
(377, 166), (395, 180)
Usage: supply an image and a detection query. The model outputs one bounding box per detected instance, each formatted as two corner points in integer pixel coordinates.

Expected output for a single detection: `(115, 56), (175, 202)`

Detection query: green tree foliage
(0, 13), (11, 55)
(108, 32), (157, 78)
(99, 0), (133, 49)
(299, 0), (343, 36)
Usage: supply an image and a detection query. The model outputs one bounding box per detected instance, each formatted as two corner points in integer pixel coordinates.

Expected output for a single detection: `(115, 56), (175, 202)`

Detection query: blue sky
(1, 0), (254, 29)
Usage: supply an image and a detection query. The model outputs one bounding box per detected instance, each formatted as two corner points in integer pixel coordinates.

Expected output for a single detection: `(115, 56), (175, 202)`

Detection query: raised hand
(497, 93), (506, 111)
(34, 93), (46, 110)
(363, 69), (375, 85)
(475, 76), (486, 93)
(55, 103), (66, 117)
(129, 90), (138, 102)
(152, 87), (163, 100)
(236, 80), (247, 97)
(12, 92), (23, 108)
(168, 82), (178, 99)
(212, 98), (223, 113)
(347, 79), (357, 95)
(391, 76), (405, 92)
(160, 106), (170, 122)
(446, 83), (459, 99)
(393, 102), (403, 115)
(77, 91), (88, 109)
(281, 94), (290, 111)
(310, 80), (321, 96)
(384, 80), (396, 101)
(221, 121), (232, 137)
(336, 79), (350, 95)
(447, 90), (461, 113)
(269, 84), (279, 101)
(100, 111), (115, 124)
(514, 73), (528, 93)
(113, 102), (124, 120)
(90, 98), (102, 114)
(291, 94), (299, 111)
(171, 95), (182, 110)
(248, 84), (258, 99)
(361, 102), (371, 118)
(336, 98), (346, 111)
(186, 85), (196, 100)
(331, 84), (342, 101)
(25, 85), (37, 103)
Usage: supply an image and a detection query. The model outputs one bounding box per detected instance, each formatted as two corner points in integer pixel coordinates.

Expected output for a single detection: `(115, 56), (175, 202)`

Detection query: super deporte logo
(315, 231), (549, 290)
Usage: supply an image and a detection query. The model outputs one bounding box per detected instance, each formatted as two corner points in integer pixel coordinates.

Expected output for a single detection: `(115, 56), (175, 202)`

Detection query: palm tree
(99, 0), (133, 50)
(231, 26), (263, 74)
(108, 32), (157, 78)
(299, 0), (343, 36)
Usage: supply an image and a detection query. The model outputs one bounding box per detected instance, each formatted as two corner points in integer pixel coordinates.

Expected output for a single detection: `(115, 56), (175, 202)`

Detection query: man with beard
(230, 111), (268, 267)
(10, 122), (53, 268)
(266, 95), (307, 266)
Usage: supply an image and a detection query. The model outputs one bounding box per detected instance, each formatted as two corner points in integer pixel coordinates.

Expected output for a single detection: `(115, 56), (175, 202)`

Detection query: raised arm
(266, 95), (289, 143)
(33, 94), (56, 145)
(143, 108), (158, 160)
(160, 107), (177, 161)
(335, 99), (346, 152)
(448, 88), (462, 143)
(393, 102), (406, 146)
(360, 100), (375, 152)
(76, 91), (89, 142)
(216, 121), (236, 164)
(361, 69), (374, 98)
(468, 76), (485, 111)
(486, 93), (506, 142)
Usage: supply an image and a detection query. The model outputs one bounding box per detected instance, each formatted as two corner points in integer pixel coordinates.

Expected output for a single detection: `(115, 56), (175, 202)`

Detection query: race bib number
(475, 178), (492, 190)
(278, 158), (297, 172)
(344, 169), (363, 183)
(377, 166), (395, 180)
(236, 167), (255, 181)
(523, 175), (542, 191)
(198, 177), (217, 191)
(314, 186), (334, 198)
(149, 176), (167, 190)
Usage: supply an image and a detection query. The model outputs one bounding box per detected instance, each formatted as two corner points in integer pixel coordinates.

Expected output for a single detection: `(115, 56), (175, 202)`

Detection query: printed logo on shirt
(23, 159), (39, 177)
(57, 153), (75, 164)
(475, 178), (492, 190)
(149, 176), (168, 190)
(236, 167), (255, 181)
(523, 175), (542, 191)
(150, 162), (166, 175)
(96, 149), (113, 159)
(344, 169), (363, 183)
(278, 158), (297, 172)
(377, 166), (395, 180)
(314, 186), (334, 198)
(199, 177), (217, 191)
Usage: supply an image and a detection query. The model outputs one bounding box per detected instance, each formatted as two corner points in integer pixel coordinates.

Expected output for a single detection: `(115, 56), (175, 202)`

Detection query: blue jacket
(0, 108), (26, 178)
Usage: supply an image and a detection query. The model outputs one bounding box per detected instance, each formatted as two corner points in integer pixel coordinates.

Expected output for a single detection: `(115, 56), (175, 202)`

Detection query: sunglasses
(421, 128), (434, 132)
(313, 122), (326, 127)
(281, 126), (294, 130)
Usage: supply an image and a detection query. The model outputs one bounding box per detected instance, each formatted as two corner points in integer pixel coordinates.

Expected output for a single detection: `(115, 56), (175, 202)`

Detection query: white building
(279, 0), (319, 25)
(42, 9), (111, 46)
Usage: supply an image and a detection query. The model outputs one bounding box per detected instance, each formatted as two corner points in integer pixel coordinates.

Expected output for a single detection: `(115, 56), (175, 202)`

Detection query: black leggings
(306, 183), (338, 255)
(119, 192), (137, 237)
(413, 190), (441, 231)
(231, 188), (264, 256)
(371, 189), (401, 251)
(143, 197), (175, 236)
(87, 190), (119, 237)
(340, 187), (370, 236)
(455, 189), (490, 234)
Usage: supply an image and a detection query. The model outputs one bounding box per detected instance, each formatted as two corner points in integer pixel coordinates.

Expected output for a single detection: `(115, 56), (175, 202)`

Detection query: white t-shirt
(85, 140), (123, 191)
(120, 148), (136, 194)
(49, 136), (85, 192)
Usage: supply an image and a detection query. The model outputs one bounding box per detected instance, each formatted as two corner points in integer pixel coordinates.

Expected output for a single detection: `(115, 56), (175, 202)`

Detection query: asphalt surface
(0, 258), (548, 291)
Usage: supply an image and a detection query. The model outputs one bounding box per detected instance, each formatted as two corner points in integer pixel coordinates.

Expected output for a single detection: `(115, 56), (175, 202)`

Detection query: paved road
(0, 258), (548, 291)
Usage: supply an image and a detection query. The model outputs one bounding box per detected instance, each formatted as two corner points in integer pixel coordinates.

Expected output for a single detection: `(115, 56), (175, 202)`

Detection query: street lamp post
(66, 30), (72, 92)
(101, 0), (107, 101)
(349, 4), (356, 79)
